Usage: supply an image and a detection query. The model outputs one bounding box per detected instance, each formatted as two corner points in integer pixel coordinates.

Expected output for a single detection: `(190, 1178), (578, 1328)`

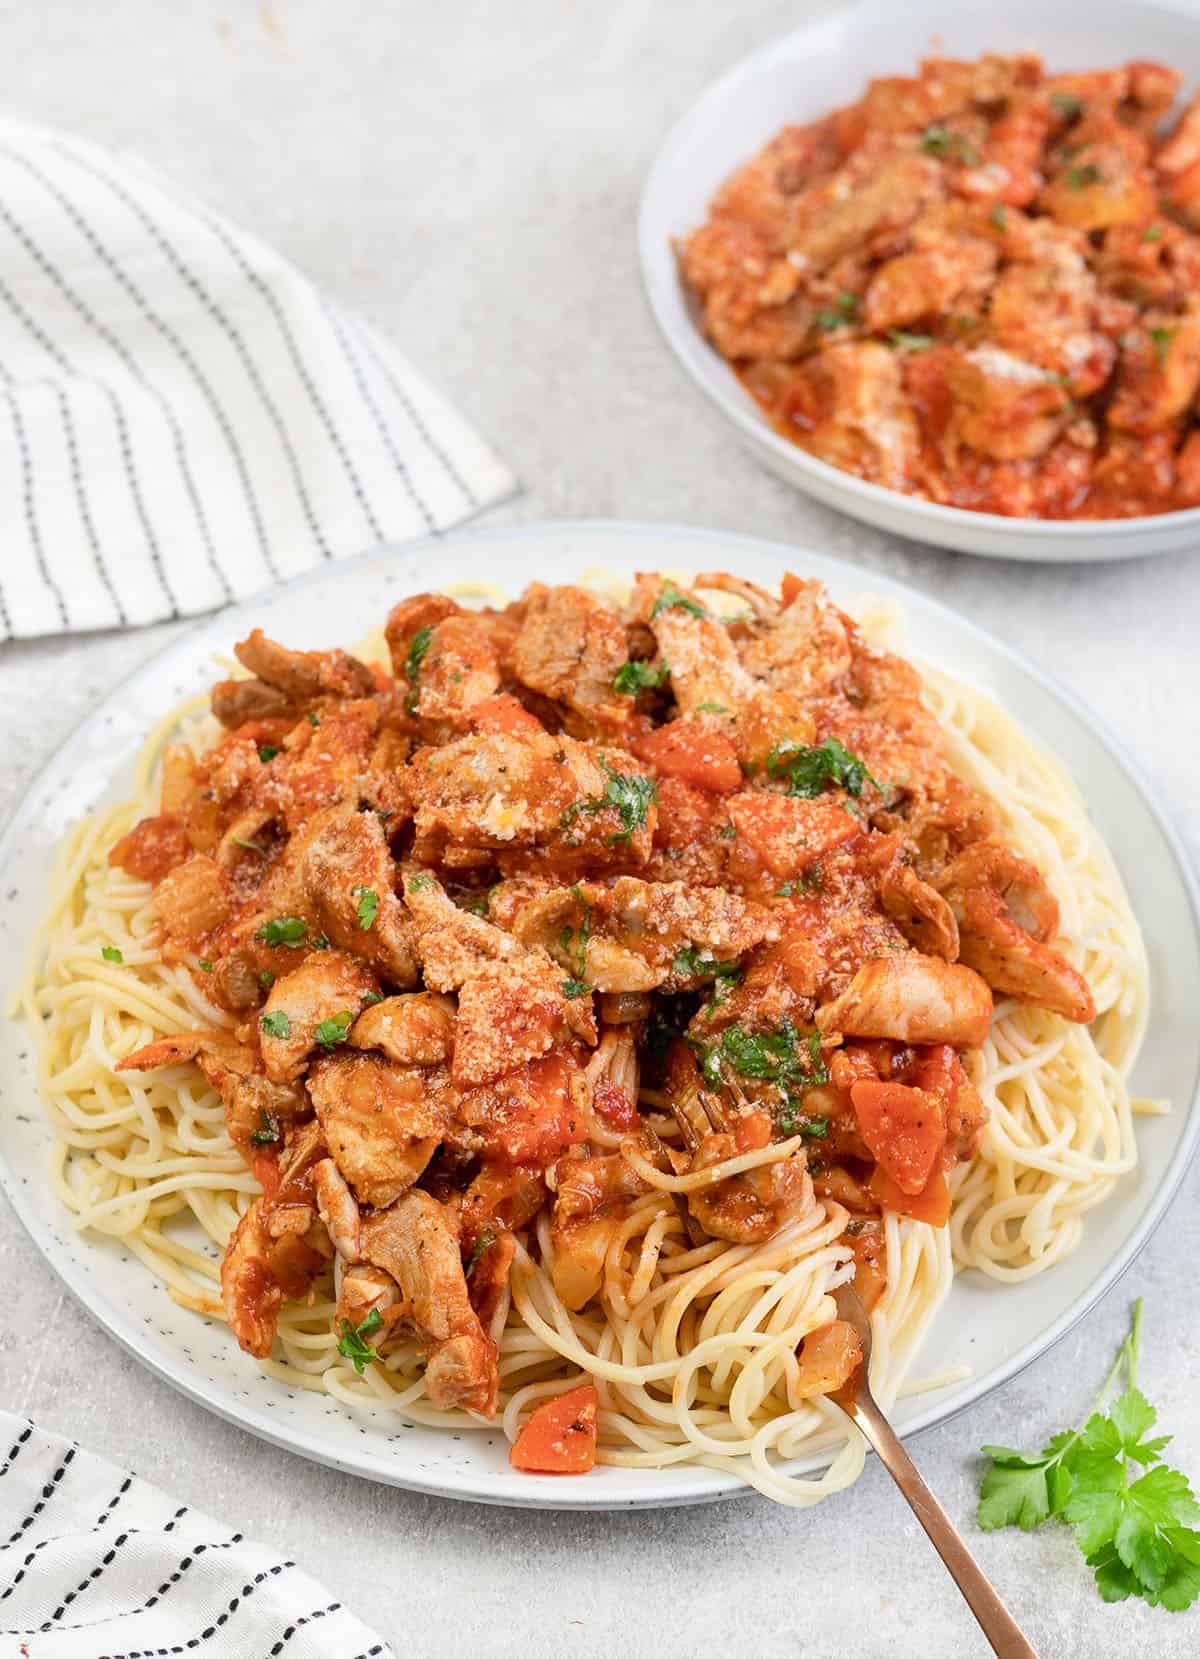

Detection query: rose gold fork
(833, 1282), (1040, 1659)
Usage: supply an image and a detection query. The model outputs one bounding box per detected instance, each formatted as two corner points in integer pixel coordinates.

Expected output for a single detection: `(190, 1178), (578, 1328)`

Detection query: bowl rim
(1, 516), (1199, 1510)
(636, 0), (1200, 542)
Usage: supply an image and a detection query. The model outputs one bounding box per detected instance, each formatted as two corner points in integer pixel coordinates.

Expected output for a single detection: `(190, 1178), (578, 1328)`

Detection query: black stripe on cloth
(46, 1527), (133, 1622)
(0, 1423), (33, 1481)
(2, 1535), (246, 1637)
(84, 1558), (296, 1658)
(265, 1600), (343, 1656)
(50, 137), (329, 563)
(321, 299), (435, 532)
(195, 207), (385, 542)
(3, 1444), (76, 1548)
(0, 143), (236, 599)
(0, 1476), (132, 1604)
(0, 208), (180, 618)
(0, 379), (71, 628)
(356, 319), (478, 509)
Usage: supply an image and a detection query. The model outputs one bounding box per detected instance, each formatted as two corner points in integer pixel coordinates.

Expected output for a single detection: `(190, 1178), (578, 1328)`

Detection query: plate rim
(2, 515), (1198, 1511)
(636, 0), (1200, 552)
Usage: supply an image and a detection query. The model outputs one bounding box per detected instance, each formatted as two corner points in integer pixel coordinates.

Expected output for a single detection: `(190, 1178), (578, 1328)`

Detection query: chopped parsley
(407, 873), (434, 893)
(557, 884), (593, 990)
(888, 330), (934, 351)
(613, 659), (670, 696)
(198, 959), (213, 973)
(777, 1105), (830, 1138)
(562, 978), (592, 999)
(466, 1229), (497, 1277)
(249, 1109), (280, 1147)
(695, 1020), (828, 1120)
(719, 823), (736, 840)
(776, 863), (824, 896)
(231, 835), (269, 855)
(403, 625), (433, 714)
(260, 1010), (291, 1039)
(1144, 223), (1164, 243)
(1149, 326), (1175, 368)
(989, 203), (1007, 230)
(361, 990), (385, 1006)
(101, 945), (124, 964)
(337, 1307), (384, 1374)
(307, 711), (320, 728)
(353, 886), (379, 930)
(673, 945), (743, 988)
(258, 969), (275, 990)
(1051, 90), (1082, 118)
(650, 581), (708, 621)
(767, 735), (877, 799)
(257, 744), (279, 763)
(255, 916), (308, 949)
(694, 702), (731, 714)
(1067, 162), (1103, 189)
(561, 759), (657, 847)
(314, 1010), (354, 1050)
(814, 291), (858, 331)
(919, 125), (979, 165)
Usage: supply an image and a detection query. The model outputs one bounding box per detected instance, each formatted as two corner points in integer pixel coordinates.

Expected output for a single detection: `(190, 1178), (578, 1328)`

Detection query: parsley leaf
(257, 744), (279, 763)
(613, 659), (670, 696)
(198, 959), (213, 973)
(672, 945), (742, 989)
(560, 759), (657, 846)
(650, 580), (708, 620)
(1149, 326), (1175, 369)
(888, 329), (934, 352)
(255, 916), (308, 949)
(920, 125), (979, 165)
(695, 702), (731, 714)
(314, 1010), (354, 1050)
(353, 886), (379, 930)
(407, 873), (434, 893)
(695, 1020), (827, 1120)
(767, 735), (877, 799)
(814, 291), (858, 331)
(562, 978), (591, 999)
(1051, 90), (1082, 118)
(465, 1229), (497, 1277)
(101, 945), (124, 964)
(249, 1109), (280, 1147)
(404, 625), (433, 714)
(1067, 162), (1103, 189)
(259, 1010), (291, 1039)
(337, 1307), (384, 1374)
(989, 203), (1007, 230)
(1144, 223), (1164, 242)
(977, 1301), (1200, 1611)
(777, 863), (823, 897)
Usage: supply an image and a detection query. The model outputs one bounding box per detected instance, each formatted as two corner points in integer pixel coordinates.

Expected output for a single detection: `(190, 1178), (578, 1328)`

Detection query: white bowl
(638, 0), (1200, 562)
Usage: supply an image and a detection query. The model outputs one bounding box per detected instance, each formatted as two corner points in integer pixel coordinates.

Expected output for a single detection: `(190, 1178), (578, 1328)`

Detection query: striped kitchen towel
(0, 119), (514, 642)
(0, 1412), (394, 1659)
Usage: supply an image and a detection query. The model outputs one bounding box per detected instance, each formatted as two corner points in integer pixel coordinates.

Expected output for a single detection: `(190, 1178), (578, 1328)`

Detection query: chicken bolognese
(19, 571), (1149, 1502)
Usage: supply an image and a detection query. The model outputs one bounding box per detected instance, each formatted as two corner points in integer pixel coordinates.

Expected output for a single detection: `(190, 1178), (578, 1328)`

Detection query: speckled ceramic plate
(1, 521), (1197, 1509)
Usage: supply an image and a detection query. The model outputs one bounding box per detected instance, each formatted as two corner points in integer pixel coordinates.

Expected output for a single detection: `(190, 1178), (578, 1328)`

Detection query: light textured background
(2, 2), (1199, 1655)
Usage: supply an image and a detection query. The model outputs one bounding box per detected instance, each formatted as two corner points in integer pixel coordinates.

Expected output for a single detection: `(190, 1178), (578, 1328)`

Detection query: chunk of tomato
(634, 721), (741, 794)
(509, 1384), (599, 1474)
(851, 1079), (946, 1196)
(727, 792), (859, 877)
(868, 1164), (951, 1227)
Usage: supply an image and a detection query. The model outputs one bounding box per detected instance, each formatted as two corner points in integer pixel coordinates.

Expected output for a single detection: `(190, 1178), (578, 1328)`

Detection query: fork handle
(847, 1393), (1040, 1659)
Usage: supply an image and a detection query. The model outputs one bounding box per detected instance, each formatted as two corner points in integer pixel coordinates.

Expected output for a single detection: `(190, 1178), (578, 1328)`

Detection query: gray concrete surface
(1, 2), (1198, 1654)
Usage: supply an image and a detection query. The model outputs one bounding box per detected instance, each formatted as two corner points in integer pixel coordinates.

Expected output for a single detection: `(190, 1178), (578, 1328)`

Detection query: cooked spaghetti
(16, 572), (1150, 1502)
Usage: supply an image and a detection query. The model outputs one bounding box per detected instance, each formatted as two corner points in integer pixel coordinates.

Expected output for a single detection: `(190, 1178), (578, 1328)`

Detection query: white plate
(1, 520), (1197, 1510)
(639, 0), (1200, 561)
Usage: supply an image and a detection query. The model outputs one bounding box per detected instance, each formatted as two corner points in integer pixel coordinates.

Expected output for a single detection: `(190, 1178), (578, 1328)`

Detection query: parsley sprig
(978, 1301), (1200, 1610)
(767, 735), (877, 799)
(650, 581), (707, 620)
(255, 916), (308, 949)
(560, 759), (658, 846)
(403, 625), (433, 715)
(353, 886), (379, 930)
(613, 658), (670, 696)
(337, 1307), (384, 1374)
(558, 885), (593, 998)
(695, 1019), (828, 1129)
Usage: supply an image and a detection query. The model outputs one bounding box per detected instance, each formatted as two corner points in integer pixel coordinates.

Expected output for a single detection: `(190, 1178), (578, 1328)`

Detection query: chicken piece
(738, 576), (853, 699)
(152, 855), (234, 951)
(233, 629), (376, 704)
(336, 1263), (407, 1353)
(790, 148), (943, 273)
(815, 955), (993, 1048)
(864, 238), (995, 333)
(211, 677), (293, 728)
(307, 1051), (449, 1208)
(220, 1121), (329, 1358)
(549, 1150), (654, 1310)
(383, 592), (462, 682)
(312, 1157), (361, 1258)
(1041, 125), (1157, 232)
(627, 572), (757, 715)
(259, 949), (380, 1083)
(258, 698), (382, 834)
(986, 230), (1114, 397)
(348, 991), (456, 1066)
(708, 115), (845, 246)
(1107, 307), (1200, 436)
(117, 1030), (309, 1161)
(510, 583), (631, 730)
(294, 803), (419, 987)
(453, 956), (593, 1088)
(607, 875), (780, 974)
(950, 346), (1071, 462)
(877, 861), (960, 960)
(935, 843), (1095, 1022)
(788, 342), (921, 491)
(461, 1053), (591, 1170)
(402, 867), (528, 987)
(678, 220), (814, 362)
(410, 614), (501, 729)
(409, 731), (657, 868)
(361, 1191), (499, 1416)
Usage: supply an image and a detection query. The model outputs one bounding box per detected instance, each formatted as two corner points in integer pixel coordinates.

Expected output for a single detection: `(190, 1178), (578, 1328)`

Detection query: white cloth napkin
(0, 1411), (393, 1659)
(0, 119), (514, 643)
